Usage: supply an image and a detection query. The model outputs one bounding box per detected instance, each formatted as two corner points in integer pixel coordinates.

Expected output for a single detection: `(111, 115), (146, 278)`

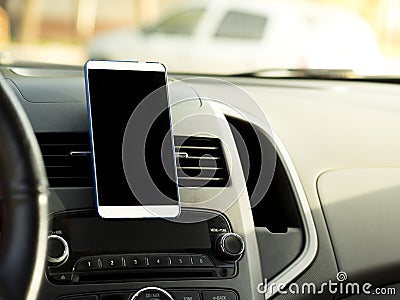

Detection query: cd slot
(75, 269), (217, 283)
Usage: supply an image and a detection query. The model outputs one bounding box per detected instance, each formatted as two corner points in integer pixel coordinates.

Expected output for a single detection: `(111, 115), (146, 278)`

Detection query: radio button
(170, 290), (200, 300)
(126, 255), (146, 268)
(216, 233), (245, 262)
(148, 255), (171, 267)
(170, 255), (192, 267)
(202, 290), (238, 300)
(50, 273), (73, 283)
(191, 255), (213, 267)
(47, 235), (69, 266)
(75, 258), (99, 271)
(102, 256), (123, 269)
(130, 287), (174, 300)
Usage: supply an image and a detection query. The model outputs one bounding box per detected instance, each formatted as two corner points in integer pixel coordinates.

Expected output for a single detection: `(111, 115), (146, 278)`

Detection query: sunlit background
(1, 0), (399, 75)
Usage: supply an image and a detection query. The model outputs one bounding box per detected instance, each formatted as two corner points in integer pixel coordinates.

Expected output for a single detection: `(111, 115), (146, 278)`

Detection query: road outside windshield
(1, 0), (400, 75)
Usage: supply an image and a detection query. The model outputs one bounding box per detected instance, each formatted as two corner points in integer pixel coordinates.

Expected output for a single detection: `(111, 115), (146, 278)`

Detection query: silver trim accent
(178, 166), (222, 170)
(175, 151), (188, 159)
(222, 109), (318, 298)
(175, 145), (219, 150)
(130, 287), (174, 300)
(264, 133), (318, 298)
(219, 233), (245, 261)
(183, 156), (221, 160)
(47, 235), (69, 265)
(69, 151), (91, 156)
(178, 177), (225, 181)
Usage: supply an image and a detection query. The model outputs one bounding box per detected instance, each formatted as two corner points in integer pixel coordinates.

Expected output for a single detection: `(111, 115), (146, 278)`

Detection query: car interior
(0, 1), (400, 300)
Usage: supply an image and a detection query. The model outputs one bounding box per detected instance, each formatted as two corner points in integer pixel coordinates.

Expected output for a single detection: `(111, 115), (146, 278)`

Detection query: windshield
(1, 0), (400, 76)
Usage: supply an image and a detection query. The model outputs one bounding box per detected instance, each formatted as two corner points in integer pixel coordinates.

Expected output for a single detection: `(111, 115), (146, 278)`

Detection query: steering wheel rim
(0, 75), (49, 300)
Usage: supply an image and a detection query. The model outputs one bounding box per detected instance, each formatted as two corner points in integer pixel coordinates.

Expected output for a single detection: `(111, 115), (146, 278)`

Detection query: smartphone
(85, 60), (180, 218)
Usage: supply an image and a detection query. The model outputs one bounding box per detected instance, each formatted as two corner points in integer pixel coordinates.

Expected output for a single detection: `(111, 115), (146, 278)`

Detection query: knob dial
(130, 287), (174, 300)
(216, 233), (245, 262)
(47, 235), (69, 266)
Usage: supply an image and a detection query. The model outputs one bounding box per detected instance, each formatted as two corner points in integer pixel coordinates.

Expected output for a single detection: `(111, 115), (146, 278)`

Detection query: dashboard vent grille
(36, 132), (93, 188)
(174, 136), (230, 187)
(36, 133), (229, 189)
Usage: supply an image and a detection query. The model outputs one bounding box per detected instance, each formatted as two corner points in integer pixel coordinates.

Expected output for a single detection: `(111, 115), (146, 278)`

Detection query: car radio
(46, 209), (245, 284)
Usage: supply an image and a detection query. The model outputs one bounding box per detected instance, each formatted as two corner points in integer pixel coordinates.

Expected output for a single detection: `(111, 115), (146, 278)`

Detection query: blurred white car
(300, 2), (384, 74)
(88, 0), (383, 74)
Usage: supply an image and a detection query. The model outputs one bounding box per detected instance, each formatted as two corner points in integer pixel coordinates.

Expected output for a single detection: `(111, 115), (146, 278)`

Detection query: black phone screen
(86, 65), (179, 209)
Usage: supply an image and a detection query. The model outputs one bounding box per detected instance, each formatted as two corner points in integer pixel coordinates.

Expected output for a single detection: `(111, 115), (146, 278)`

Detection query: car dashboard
(2, 65), (400, 300)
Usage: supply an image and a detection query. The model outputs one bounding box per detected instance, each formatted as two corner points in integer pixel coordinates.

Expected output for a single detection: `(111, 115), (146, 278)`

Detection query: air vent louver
(174, 136), (230, 187)
(36, 133), (93, 188)
(36, 133), (229, 189)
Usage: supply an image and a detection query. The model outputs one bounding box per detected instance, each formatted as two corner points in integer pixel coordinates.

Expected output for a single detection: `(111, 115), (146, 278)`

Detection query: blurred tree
(18, 0), (41, 42)
(376, 0), (400, 47)
(4, 0), (41, 42)
(76, 0), (97, 40)
(3, 0), (22, 39)
(134, 0), (159, 26)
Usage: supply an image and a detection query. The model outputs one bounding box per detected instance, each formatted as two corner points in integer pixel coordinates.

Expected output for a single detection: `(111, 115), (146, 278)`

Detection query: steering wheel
(0, 75), (49, 300)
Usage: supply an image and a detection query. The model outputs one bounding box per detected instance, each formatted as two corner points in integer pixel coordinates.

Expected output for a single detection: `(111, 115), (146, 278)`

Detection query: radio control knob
(130, 287), (174, 300)
(216, 233), (245, 262)
(47, 235), (69, 266)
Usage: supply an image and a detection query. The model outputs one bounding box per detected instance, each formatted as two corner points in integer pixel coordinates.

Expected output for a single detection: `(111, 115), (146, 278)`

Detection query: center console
(57, 287), (238, 300)
(46, 209), (245, 287)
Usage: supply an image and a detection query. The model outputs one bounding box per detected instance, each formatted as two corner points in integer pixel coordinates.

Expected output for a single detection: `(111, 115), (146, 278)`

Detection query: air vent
(174, 136), (230, 187)
(36, 132), (93, 188)
(36, 133), (229, 189)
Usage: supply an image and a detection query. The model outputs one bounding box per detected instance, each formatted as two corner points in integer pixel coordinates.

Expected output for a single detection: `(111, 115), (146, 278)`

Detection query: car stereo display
(69, 217), (211, 252)
(46, 210), (239, 284)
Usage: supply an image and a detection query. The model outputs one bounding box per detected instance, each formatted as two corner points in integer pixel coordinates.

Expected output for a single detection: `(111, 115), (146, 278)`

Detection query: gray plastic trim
(263, 133), (318, 298)
(220, 107), (318, 298)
